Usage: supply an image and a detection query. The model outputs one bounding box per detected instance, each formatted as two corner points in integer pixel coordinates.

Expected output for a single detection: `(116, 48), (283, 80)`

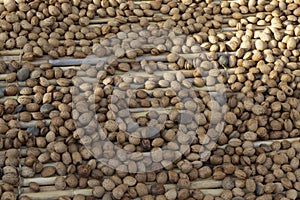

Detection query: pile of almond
(0, 0), (299, 199)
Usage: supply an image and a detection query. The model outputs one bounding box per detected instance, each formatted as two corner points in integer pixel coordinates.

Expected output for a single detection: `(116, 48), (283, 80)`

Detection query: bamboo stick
(130, 110), (173, 118)
(22, 177), (60, 187)
(133, 0), (240, 3)
(87, 21), (270, 30)
(56, 38), (273, 54)
(0, 68), (219, 83)
(115, 69), (195, 77)
(133, 0), (235, 4)
(118, 68), (235, 78)
(0, 67), (237, 87)
(0, 79), (219, 90)
(27, 50), (222, 66)
(10, 120), (51, 129)
(20, 179), (222, 194)
(1, 34), (277, 59)
(0, 138), (295, 195)
(0, 64), (236, 83)
(130, 0), (268, 5)
(20, 188), (223, 199)
(87, 12), (262, 24)
(1, 107), (175, 121)
(0, 148), (27, 157)
(5, 104), (214, 119)
(36, 34), (277, 49)
(218, 137), (300, 149)
(0, 85), (210, 98)
(251, 137), (300, 147)
(20, 176), (220, 188)
(41, 53), (205, 65)
(0, 137), (296, 175)
(0, 49), (234, 63)
(89, 16), (168, 24)
(0, 74), (7, 80)
(10, 136), (299, 160)
(181, 179), (222, 190)
(19, 189), (93, 200)
(0, 26), (267, 57)
(21, 186), (60, 193)
(0, 78), (70, 86)
(55, 42), (156, 49)
(0, 96), (18, 103)
(0, 0), (226, 4)
(0, 29), (265, 58)
(1, 51), (235, 65)
(128, 107), (179, 113)
(87, 21), (269, 30)
(0, 49), (23, 56)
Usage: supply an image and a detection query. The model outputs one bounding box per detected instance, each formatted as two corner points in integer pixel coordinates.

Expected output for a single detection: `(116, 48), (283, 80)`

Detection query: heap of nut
(0, 0), (300, 199)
